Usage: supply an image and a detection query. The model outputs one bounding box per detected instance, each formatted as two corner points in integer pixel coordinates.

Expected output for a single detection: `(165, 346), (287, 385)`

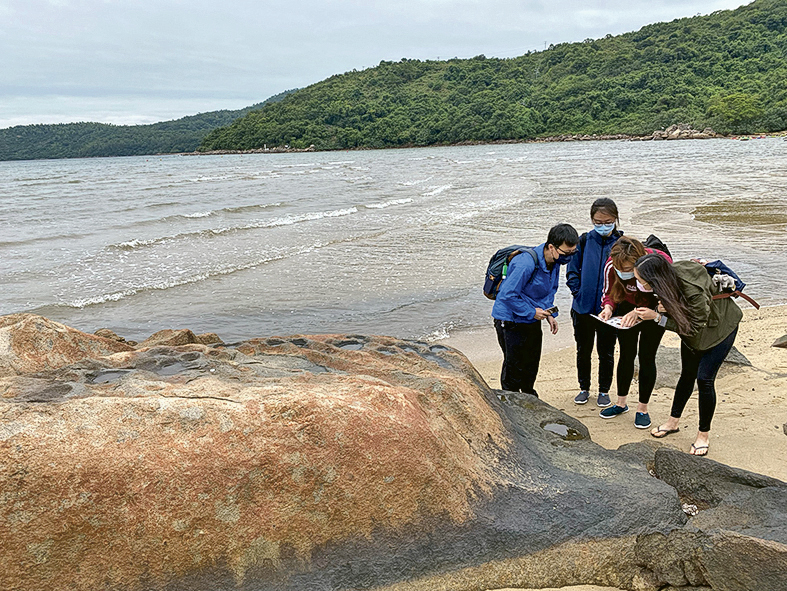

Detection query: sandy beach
(446, 304), (787, 482)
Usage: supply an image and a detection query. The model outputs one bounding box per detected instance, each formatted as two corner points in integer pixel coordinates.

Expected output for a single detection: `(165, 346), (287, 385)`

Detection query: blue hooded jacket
(566, 229), (622, 315)
(492, 242), (562, 323)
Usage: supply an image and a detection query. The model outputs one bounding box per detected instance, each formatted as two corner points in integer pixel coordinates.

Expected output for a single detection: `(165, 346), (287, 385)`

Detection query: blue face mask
(615, 268), (635, 280)
(594, 223), (616, 236)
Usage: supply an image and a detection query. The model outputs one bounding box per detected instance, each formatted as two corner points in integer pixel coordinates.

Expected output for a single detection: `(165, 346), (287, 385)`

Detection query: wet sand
(446, 304), (787, 482)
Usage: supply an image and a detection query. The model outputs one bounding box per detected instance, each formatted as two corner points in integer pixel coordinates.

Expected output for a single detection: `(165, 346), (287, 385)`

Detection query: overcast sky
(1, 0), (751, 128)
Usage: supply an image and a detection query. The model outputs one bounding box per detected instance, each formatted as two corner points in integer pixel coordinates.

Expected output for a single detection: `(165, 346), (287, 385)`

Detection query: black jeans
(616, 319), (666, 403)
(494, 318), (542, 395)
(671, 327), (738, 432)
(571, 310), (616, 393)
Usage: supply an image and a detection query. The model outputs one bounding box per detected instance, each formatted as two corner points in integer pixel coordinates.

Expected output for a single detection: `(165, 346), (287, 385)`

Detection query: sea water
(1, 138), (784, 343)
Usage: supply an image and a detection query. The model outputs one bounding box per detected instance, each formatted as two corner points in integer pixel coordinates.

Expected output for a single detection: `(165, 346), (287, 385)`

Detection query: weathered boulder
(137, 327), (202, 347)
(651, 124), (717, 141)
(654, 448), (787, 509)
(1, 315), (785, 591)
(0, 314), (132, 377)
(652, 344), (750, 390)
(773, 334), (787, 348)
(196, 332), (224, 345)
(94, 328), (126, 342)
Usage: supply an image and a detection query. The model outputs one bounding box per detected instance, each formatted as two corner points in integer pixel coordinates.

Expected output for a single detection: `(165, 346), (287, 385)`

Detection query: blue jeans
(671, 327), (738, 432)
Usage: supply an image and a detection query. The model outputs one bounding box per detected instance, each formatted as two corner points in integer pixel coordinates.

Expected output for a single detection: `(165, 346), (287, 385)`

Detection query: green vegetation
(201, 0), (787, 152)
(0, 91), (294, 161)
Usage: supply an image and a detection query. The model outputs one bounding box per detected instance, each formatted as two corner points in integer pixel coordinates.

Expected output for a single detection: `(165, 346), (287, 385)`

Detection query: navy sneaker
(574, 390), (590, 404)
(600, 404), (629, 419)
(597, 392), (612, 407)
(635, 412), (652, 429)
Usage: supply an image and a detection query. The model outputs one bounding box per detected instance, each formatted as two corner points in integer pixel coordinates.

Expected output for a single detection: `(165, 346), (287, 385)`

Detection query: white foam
(399, 177), (432, 186)
(64, 239), (344, 308)
(364, 198), (413, 210)
(422, 185), (452, 197)
(182, 211), (214, 218)
(109, 207), (359, 250)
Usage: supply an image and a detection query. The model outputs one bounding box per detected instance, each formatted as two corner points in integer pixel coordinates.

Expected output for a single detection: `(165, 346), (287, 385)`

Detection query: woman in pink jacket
(597, 237), (672, 428)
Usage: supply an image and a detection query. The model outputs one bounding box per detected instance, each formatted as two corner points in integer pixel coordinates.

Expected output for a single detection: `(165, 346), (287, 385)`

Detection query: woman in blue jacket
(566, 198), (622, 407)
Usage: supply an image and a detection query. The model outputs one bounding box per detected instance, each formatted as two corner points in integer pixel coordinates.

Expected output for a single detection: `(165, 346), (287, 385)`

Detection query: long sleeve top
(600, 247), (672, 311)
(492, 242), (561, 324)
(566, 229), (622, 315)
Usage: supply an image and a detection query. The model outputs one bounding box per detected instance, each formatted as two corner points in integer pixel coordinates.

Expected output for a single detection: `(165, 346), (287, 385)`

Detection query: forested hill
(0, 91), (294, 161)
(200, 0), (787, 152)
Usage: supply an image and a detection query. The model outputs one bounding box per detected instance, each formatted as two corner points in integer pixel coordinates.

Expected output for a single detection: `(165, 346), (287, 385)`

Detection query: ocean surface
(1, 138), (785, 343)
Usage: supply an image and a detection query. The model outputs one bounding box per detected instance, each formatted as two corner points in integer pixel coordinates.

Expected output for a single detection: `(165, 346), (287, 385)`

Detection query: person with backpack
(596, 237), (672, 428)
(566, 198), (622, 408)
(492, 223), (579, 396)
(633, 255), (743, 457)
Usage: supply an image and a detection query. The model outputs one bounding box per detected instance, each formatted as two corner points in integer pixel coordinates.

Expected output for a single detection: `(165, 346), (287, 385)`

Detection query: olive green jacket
(663, 261), (743, 351)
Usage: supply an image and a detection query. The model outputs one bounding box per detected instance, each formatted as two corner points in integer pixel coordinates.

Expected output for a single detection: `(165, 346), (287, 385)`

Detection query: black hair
(590, 198), (619, 222)
(635, 253), (692, 335)
(546, 223), (579, 248)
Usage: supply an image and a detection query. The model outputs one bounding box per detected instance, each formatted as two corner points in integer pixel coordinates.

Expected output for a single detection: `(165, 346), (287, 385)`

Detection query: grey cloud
(0, 0), (750, 127)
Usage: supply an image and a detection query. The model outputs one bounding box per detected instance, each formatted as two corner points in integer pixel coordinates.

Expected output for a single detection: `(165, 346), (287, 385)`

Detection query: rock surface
(0, 314), (132, 378)
(773, 334), (787, 348)
(652, 345), (750, 390)
(651, 124), (718, 141)
(1, 314), (785, 591)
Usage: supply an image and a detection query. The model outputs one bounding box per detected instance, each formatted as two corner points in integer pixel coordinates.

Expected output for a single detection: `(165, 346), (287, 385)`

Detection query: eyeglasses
(555, 245), (578, 257)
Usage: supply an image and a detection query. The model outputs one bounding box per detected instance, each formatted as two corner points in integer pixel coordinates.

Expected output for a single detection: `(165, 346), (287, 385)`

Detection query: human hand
(547, 315), (558, 335)
(621, 310), (640, 327)
(635, 307), (658, 322)
(657, 302), (666, 314)
(533, 308), (549, 321)
(599, 305), (613, 321)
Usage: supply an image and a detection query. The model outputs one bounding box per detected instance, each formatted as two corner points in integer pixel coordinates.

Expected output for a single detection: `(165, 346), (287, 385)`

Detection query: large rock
(652, 344), (750, 390)
(0, 314), (132, 377)
(1, 315), (785, 591)
(654, 448), (787, 509)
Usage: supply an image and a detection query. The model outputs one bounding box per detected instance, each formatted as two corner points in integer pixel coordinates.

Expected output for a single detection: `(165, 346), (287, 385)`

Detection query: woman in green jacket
(632, 254), (742, 456)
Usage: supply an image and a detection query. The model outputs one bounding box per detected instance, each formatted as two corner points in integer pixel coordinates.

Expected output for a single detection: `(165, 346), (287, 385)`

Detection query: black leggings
(671, 327), (738, 432)
(616, 320), (666, 404)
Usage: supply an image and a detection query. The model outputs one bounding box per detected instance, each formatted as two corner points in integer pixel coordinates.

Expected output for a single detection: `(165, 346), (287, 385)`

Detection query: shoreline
(444, 303), (787, 482)
(181, 126), (787, 157)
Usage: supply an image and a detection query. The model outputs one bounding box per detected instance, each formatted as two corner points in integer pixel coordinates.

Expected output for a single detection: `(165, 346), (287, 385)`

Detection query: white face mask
(636, 280), (653, 292)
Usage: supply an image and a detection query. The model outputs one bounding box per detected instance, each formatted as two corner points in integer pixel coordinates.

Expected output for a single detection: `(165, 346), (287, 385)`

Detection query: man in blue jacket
(492, 223), (579, 396)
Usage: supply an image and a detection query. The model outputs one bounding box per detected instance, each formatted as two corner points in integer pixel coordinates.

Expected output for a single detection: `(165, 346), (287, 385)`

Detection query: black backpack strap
(524, 248), (539, 285)
(578, 232), (588, 268)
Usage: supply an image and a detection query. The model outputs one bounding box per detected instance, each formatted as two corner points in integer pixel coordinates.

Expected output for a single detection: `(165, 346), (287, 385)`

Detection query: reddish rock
(94, 328), (126, 342)
(1, 318), (783, 591)
(0, 314), (132, 377)
(138, 328), (200, 348)
(196, 332), (223, 345)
